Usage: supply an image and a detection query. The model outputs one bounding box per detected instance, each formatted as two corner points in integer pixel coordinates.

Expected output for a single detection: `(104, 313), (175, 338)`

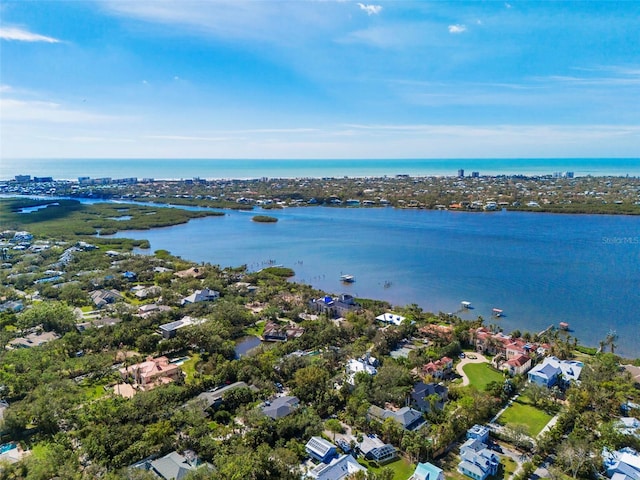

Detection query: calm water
(2, 157), (639, 180)
(111, 207), (640, 358)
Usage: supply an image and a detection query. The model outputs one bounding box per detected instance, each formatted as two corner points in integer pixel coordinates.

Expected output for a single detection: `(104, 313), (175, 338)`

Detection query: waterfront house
(260, 395), (299, 419)
(458, 438), (500, 480)
(180, 288), (219, 306)
(358, 435), (397, 464)
(305, 454), (367, 480)
(623, 365), (640, 387)
(305, 436), (338, 463)
(528, 356), (583, 387)
(376, 312), (407, 326)
(262, 320), (305, 342)
(409, 381), (448, 412)
(309, 294), (361, 318)
(409, 462), (445, 480)
(174, 267), (205, 278)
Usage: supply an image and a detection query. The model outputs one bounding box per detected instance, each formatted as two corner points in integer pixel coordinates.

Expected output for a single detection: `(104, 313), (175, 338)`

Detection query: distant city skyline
(1, 1), (639, 159)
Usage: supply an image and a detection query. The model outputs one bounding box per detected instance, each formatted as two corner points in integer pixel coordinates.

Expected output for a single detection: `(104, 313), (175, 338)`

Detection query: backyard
(462, 362), (504, 391)
(497, 396), (554, 437)
(359, 456), (416, 480)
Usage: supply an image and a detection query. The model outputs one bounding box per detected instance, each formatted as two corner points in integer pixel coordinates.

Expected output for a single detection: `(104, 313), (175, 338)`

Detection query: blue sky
(1, 0), (639, 159)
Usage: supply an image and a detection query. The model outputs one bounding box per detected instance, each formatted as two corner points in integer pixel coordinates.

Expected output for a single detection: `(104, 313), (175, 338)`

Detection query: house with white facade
(180, 288), (219, 306)
(376, 312), (407, 326)
(306, 454), (366, 480)
(528, 356), (583, 387)
(603, 447), (640, 480)
(409, 462), (445, 480)
(346, 355), (378, 385)
(458, 438), (500, 480)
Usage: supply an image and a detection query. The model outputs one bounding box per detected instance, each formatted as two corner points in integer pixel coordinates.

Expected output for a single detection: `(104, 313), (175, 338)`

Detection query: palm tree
(604, 330), (618, 354)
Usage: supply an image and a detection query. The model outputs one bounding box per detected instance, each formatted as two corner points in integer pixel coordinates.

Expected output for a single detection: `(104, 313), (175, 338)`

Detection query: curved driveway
(456, 352), (490, 386)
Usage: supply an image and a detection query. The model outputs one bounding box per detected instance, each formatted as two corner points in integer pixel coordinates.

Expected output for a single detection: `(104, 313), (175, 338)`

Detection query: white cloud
(145, 135), (232, 141)
(448, 24), (467, 34)
(357, 3), (382, 15)
(0, 26), (60, 43)
(0, 98), (120, 123)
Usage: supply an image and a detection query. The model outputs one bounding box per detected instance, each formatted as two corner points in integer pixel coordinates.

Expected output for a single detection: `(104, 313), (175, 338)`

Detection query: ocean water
(109, 206), (640, 358)
(2, 157), (639, 180)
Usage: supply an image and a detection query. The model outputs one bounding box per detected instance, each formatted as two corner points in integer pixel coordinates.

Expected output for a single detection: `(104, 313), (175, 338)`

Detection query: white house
(603, 447), (640, 480)
(180, 288), (220, 306)
(528, 356), (583, 387)
(410, 462), (445, 480)
(346, 356), (378, 385)
(306, 454), (366, 480)
(458, 438), (500, 480)
(376, 312), (406, 326)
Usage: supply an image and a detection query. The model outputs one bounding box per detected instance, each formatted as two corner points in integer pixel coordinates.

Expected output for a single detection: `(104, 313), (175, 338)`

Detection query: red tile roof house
(473, 327), (544, 358)
(421, 357), (454, 380)
(119, 356), (182, 391)
(504, 354), (533, 376)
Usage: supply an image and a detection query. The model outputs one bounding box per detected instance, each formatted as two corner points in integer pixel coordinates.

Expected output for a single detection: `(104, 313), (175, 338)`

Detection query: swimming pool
(0, 443), (17, 454)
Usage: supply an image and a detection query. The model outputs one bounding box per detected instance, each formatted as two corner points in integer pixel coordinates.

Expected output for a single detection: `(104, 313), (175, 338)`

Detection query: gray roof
(150, 451), (197, 480)
(306, 436), (337, 459)
(195, 382), (258, 409)
(261, 396), (299, 419)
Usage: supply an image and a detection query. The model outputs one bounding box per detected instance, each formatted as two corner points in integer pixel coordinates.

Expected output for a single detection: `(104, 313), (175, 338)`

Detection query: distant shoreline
(1, 157), (639, 181)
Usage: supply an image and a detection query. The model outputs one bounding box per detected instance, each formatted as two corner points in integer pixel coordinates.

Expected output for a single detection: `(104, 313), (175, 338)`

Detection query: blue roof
(414, 462), (443, 480)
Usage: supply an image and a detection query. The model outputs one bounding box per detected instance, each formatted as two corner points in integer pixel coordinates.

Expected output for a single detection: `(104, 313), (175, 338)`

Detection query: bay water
(111, 206), (640, 358)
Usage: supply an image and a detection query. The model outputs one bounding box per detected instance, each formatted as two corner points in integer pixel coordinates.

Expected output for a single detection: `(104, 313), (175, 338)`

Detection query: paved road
(456, 352), (490, 386)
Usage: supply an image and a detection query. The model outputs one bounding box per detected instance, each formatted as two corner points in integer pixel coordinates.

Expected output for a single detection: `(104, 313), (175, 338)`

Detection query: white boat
(492, 308), (503, 317)
(461, 301), (471, 308)
(340, 274), (355, 283)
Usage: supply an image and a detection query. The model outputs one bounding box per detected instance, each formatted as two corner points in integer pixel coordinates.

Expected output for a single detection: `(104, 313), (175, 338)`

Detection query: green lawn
(244, 320), (266, 337)
(180, 353), (202, 384)
(497, 397), (553, 437)
(359, 456), (415, 480)
(462, 363), (504, 391)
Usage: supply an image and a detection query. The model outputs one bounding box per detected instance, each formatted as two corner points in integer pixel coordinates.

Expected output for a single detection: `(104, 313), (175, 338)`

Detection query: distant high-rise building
(457, 169), (465, 177)
(565, 171), (574, 178)
(471, 171), (480, 178)
(14, 175), (31, 183)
